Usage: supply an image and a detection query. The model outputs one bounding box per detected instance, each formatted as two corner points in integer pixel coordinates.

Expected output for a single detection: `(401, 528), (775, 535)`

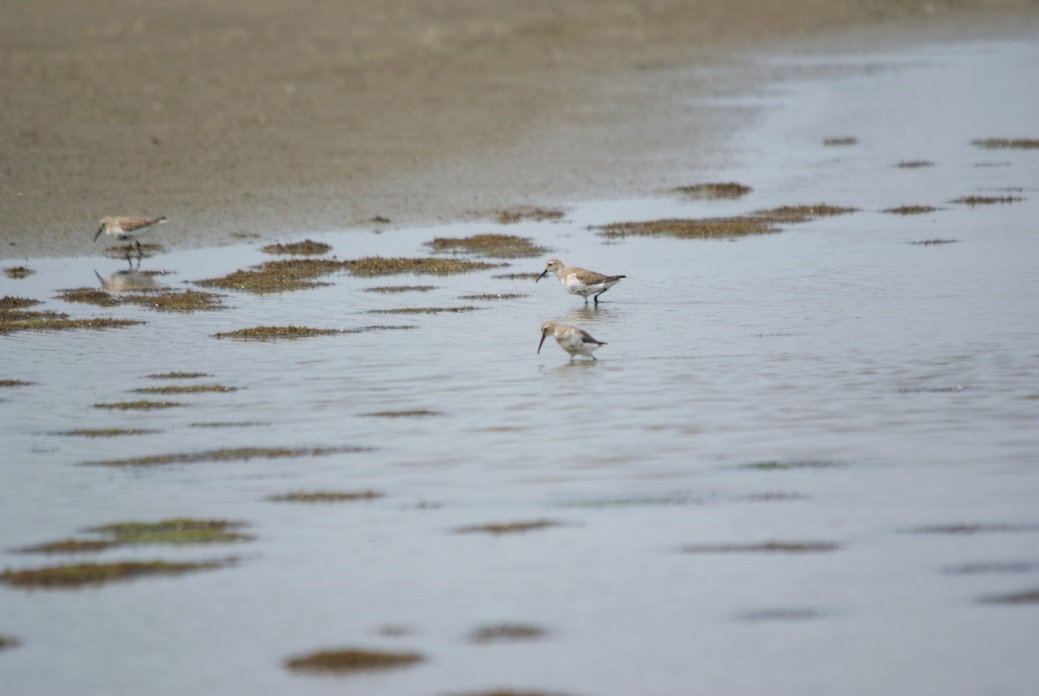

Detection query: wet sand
(2, 0), (1037, 258)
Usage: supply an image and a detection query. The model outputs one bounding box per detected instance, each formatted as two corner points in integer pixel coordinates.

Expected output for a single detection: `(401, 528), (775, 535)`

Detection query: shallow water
(2, 35), (1039, 696)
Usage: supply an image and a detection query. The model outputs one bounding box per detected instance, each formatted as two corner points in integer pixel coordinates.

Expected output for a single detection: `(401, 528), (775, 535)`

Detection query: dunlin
(94, 216), (168, 258)
(538, 321), (607, 361)
(536, 258), (625, 304)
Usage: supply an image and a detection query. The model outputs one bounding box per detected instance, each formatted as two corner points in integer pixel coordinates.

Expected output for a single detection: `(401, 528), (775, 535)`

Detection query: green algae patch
(55, 429), (160, 438)
(460, 293), (527, 301)
(0, 379), (34, 387)
(598, 216), (777, 239)
(364, 285), (437, 293)
(457, 520), (564, 535)
(132, 385), (239, 394)
(83, 445), (367, 467)
(884, 205), (939, 215)
(261, 240), (332, 255)
(909, 239), (959, 246)
(682, 541), (841, 553)
(468, 623), (546, 643)
(896, 160), (934, 168)
(972, 138), (1039, 150)
(17, 539), (118, 554)
(4, 266), (34, 279)
(360, 410), (441, 418)
(0, 560), (224, 589)
(1, 296), (41, 310)
(345, 257), (501, 276)
(675, 182), (752, 199)
(823, 136), (857, 146)
(93, 400), (182, 410)
(369, 306), (480, 315)
(495, 207), (566, 224)
(197, 258), (348, 293)
(213, 325), (344, 340)
(285, 648), (423, 673)
(951, 195), (1023, 205)
(426, 234), (548, 259)
(147, 372), (211, 380)
(86, 519), (251, 545)
(751, 204), (859, 223)
(268, 491), (383, 503)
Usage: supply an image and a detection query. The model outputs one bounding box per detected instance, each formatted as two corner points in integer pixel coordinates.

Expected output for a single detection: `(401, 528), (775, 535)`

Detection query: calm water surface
(1, 36), (1038, 696)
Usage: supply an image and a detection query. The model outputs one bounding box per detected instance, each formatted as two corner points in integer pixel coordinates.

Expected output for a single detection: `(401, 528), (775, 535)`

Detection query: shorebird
(94, 216), (168, 258)
(536, 258), (625, 304)
(538, 321), (607, 361)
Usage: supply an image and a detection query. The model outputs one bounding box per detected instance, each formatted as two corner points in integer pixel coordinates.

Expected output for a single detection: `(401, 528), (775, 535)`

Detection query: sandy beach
(2, 0), (1037, 258)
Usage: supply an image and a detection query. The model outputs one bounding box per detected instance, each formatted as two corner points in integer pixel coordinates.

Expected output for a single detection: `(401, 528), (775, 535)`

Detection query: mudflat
(1, 0), (1035, 258)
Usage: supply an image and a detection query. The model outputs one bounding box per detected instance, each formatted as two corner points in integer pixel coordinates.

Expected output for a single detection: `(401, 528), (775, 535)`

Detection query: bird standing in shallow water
(538, 321), (607, 361)
(94, 216), (168, 259)
(536, 258), (626, 304)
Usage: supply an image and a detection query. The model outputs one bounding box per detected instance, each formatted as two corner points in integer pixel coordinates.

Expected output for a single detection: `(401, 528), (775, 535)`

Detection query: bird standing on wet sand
(538, 321), (607, 361)
(536, 258), (626, 304)
(93, 216), (168, 258)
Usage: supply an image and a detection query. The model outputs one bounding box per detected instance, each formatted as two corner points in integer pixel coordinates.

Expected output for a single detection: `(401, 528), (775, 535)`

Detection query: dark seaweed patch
(363, 285), (437, 294)
(360, 410), (442, 418)
(55, 429), (160, 437)
(979, 589), (1039, 605)
(675, 182), (752, 199)
(0, 379), (34, 387)
(86, 519), (251, 545)
(132, 385), (239, 394)
(950, 195), (1023, 205)
(459, 293), (527, 301)
(213, 326), (344, 340)
(736, 608), (824, 621)
(93, 400), (182, 410)
(468, 623), (546, 643)
(0, 560), (226, 589)
(347, 257), (502, 276)
(83, 445), (367, 467)
(742, 460), (846, 471)
(261, 240), (332, 255)
(146, 372), (211, 379)
(368, 306), (480, 315)
(495, 207), (565, 224)
(4, 266), (33, 279)
(907, 523), (1039, 535)
(285, 648), (423, 673)
(823, 136), (857, 146)
(884, 205), (939, 215)
(426, 234), (548, 259)
(457, 520), (564, 535)
(492, 272), (542, 280)
(896, 160), (934, 168)
(972, 138), (1039, 150)
(268, 491), (383, 503)
(682, 541), (840, 553)
(908, 239), (959, 246)
(17, 539), (118, 554)
(943, 561), (1038, 575)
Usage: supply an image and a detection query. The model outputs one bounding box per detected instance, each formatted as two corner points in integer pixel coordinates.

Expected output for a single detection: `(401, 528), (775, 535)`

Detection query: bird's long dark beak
(537, 329), (548, 354)
(93, 226), (104, 242)
(535, 269), (548, 283)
